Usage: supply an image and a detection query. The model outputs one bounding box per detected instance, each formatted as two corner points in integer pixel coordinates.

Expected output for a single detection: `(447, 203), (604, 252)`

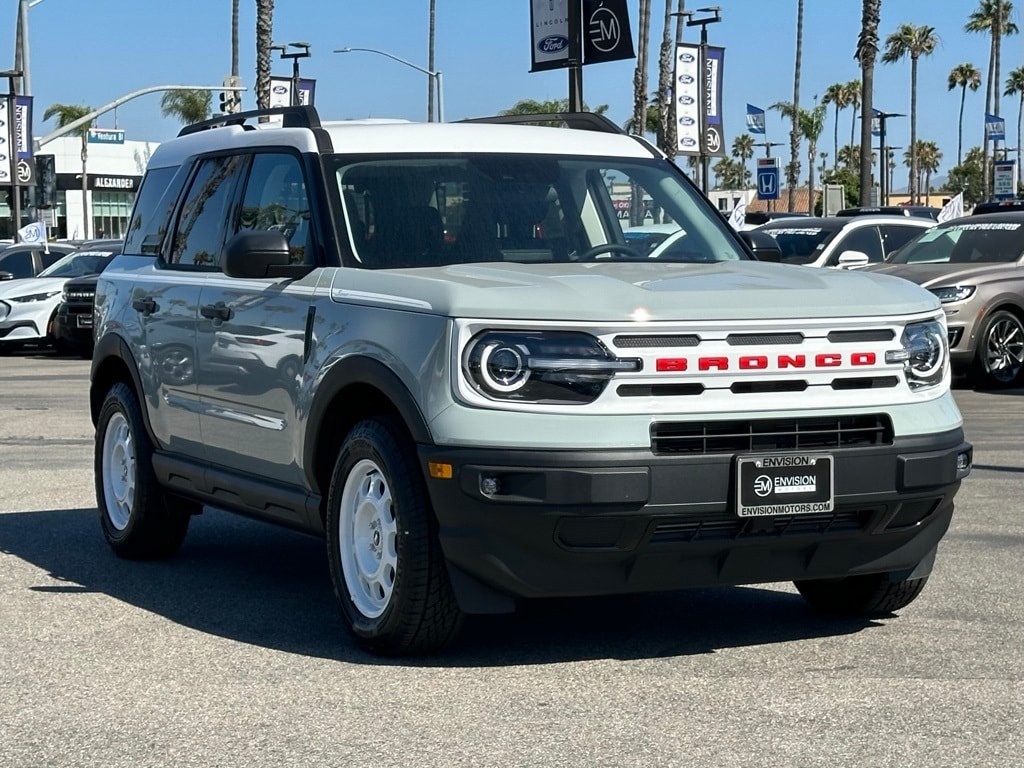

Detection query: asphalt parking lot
(0, 351), (1021, 767)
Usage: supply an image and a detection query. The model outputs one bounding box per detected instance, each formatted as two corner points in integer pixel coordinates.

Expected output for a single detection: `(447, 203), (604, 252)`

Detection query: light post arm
(33, 83), (247, 151)
(334, 47), (444, 122)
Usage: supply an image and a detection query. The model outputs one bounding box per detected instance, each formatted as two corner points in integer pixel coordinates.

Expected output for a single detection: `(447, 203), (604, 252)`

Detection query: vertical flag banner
(871, 109), (881, 137)
(728, 197), (747, 230)
(985, 113), (1006, 142)
(704, 46), (726, 157)
(746, 104), (765, 134)
(674, 43), (701, 155)
(581, 0), (634, 64)
(530, 0), (570, 71)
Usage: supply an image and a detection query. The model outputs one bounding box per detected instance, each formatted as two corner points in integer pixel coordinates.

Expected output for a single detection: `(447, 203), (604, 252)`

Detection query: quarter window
(235, 153), (312, 264)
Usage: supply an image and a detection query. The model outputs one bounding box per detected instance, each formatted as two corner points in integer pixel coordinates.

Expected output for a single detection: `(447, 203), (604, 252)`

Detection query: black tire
(326, 417), (463, 656)
(95, 381), (196, 559)
(794, 572), (929, 618)
(973, 310), (1024, 389)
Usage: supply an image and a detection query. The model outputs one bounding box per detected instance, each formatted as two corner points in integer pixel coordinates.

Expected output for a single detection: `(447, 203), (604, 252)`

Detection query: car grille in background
(650, 509), (872, 543)
(650, 414), (894, 454)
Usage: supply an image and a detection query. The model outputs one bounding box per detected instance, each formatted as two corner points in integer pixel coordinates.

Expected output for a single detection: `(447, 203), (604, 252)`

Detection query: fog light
(480, 476), (500, 497)
(956, 452), (971, 472)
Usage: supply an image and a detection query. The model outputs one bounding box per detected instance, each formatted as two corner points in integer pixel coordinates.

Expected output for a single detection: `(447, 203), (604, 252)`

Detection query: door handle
(200, 302), (233, 321)
(131, 297), (158, 316)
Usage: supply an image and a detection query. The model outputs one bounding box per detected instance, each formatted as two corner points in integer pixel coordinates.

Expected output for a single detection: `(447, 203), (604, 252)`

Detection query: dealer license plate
(76, 315), (93, 329)
(736, 454), (834, 517)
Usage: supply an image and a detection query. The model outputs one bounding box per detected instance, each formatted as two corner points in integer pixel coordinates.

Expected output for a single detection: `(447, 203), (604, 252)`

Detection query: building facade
(0, 134), (159, 241)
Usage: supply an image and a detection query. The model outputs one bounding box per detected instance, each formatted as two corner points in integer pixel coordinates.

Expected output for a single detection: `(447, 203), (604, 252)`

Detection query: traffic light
(220, 76), (242, 114)
(36, 155), (56, 208)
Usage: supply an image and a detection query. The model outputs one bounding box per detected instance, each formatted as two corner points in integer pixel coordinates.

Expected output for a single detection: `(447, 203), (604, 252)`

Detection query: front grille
(650, 510), (870, 543)
(613, 334), (700, 348)
(651, 414), (894, 455)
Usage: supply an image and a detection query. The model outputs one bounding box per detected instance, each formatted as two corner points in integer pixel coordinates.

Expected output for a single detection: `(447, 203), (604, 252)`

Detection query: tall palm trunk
(957, 84), (968, 166)
(983, 39), (995, 195)
(428, 0), (436, 122)
(857, 0), (880, 205)
(787, 0), (804, 212)
(631, 0), (651, 224)
(656, 0), (674, 156)
(909, 55), (918, 203)
(255, 0), (275, 110)
(231, 0), (240, 77)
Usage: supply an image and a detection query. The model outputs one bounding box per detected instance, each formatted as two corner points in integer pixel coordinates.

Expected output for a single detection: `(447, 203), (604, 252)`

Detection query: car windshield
(38, 251), (116, 278)
(888, 220), (1024, 264)
(757, 224), (838, 264)
(329, 153), (746, 268)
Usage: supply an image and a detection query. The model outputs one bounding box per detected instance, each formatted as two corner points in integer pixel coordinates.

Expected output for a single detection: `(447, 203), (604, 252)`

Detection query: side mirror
(836, 250), (870, 270)
(0, 270), (13, 281)
(738, 230), (782, 262)
(222, 230), (313, 279)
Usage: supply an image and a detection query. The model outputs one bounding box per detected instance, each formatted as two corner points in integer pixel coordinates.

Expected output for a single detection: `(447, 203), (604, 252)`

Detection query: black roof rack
(459, 111), (625, 135)
(178, 105), (322, 137)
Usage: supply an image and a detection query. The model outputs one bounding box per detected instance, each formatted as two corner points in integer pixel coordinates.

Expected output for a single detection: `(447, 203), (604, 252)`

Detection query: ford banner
(530, 0), (571, 72)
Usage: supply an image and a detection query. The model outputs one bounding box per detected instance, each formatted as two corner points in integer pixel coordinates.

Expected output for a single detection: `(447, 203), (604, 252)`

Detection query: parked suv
(756, 215), (935, 268)
(51, 239), (125, 357)
(90, 106), (972, 655)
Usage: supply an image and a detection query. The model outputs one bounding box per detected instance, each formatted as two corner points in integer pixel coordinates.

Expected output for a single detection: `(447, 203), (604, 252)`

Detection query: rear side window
(0, 249), (33, 278)
(168, 155), (245, 268)
(123, 166), (187, 256)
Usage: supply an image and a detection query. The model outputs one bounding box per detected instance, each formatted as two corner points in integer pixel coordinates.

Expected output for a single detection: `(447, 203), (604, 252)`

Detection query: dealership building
(0, 130), (159, 241)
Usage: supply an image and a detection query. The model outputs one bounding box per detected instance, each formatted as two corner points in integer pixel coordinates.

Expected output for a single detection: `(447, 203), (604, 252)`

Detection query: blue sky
(8, 0), (1022, 182)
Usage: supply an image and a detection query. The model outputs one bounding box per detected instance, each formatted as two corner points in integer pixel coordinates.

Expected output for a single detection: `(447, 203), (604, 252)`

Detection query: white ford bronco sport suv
(91, 106), (972, 655)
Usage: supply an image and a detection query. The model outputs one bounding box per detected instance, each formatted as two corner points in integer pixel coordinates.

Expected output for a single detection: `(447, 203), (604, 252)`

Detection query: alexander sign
(56, 173), (141, 192)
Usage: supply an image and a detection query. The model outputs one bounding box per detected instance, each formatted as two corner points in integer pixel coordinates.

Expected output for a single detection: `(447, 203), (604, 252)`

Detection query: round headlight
(478, 342), (530, 393)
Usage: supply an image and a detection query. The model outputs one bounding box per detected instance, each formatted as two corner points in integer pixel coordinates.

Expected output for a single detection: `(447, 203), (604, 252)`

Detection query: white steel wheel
(101, 411), (136, 531)
(338, 458), (399, 619)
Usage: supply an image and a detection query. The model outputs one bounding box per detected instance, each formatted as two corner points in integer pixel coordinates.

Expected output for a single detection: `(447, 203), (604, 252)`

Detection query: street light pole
(685, 6), (722, 196)
(334, 47), (444, 122)
(274, 42), (310, 106)
(872, 111), (903, 206)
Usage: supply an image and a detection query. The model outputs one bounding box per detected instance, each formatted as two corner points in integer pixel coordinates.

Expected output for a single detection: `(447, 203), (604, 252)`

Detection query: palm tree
(846, 79), (861, 153)
(948, 62), (983, 167)
(1004, 66), (1024, 175)
(160, 90), (212, 126)
(501, 98), (608, 118)
(732, 133), (756, 188)
(631, 0), (652, 222)
(428, 0), (437, 122)
(772, 100), (826, 214)
(255, 0), (275, 110)
(786, 0), (804, 213)
(857, 1), (881, 205)
(822, 81), (851, 169)
(905, 140), (942, 204)
(655, 0), (675, 157)
(43, 103), (93, 239)
(882, 23), (939, 204)
(966, 1), (1019, 196)
(231, 0), (240, 80)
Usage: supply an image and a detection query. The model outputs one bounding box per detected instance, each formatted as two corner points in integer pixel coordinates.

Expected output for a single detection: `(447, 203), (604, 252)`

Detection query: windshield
(888, 220), (1024, 264)
(328, 153), (746, 268)
(38, 251), (116, 278)
(757, 224), (838, 264)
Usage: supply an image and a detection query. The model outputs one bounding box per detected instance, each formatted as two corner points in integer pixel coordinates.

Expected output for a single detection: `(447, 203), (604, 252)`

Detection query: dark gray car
(868, 211), (1024, 387)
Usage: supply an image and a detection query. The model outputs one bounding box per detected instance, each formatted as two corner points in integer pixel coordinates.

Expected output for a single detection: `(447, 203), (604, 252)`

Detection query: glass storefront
(91, 191), (133, 239)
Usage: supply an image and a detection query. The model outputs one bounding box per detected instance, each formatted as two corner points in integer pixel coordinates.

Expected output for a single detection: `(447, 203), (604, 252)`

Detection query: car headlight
(463, 331), (640, 404)
(885, 319), (948, 390)
(930, 285), (975, 304)
(10, 290), (62, 303)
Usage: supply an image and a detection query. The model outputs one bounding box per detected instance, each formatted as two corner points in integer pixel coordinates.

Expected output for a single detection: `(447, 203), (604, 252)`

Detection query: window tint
(881, 225), (928, 258)
(235, 153), (312, 264)
(0, 250), (34, 278)
(123, 166), (188, 256)
(830, 225), (882, 264)
(169, 155), (245, 267)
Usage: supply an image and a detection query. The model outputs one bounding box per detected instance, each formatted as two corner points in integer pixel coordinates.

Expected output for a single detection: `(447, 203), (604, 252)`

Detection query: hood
(868, 262), (1021, 288)
(0, 275), (67, 299)
(331, 260), (940, 322)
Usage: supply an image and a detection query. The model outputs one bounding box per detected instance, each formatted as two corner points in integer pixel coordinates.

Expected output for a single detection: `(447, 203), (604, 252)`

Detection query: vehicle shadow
(0, 506), (879, 667)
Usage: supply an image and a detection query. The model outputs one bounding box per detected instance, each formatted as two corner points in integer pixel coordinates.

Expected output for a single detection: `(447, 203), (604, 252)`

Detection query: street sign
(88, 128), (125, 144)
(993, 160), (1017, 200)
(757, 157), (780, 200)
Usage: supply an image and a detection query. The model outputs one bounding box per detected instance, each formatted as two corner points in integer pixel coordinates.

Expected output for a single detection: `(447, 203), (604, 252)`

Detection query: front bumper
(420, 428), (971, 609)
(53, 304), (94, 347)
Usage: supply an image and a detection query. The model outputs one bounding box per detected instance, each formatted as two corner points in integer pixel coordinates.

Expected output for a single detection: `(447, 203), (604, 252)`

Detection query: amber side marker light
(428, 462), (453, 479)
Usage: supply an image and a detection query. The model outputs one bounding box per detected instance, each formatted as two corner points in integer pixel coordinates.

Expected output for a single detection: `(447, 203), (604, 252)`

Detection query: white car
(0, 247), (119, 350)
(756, 215), (935, 268)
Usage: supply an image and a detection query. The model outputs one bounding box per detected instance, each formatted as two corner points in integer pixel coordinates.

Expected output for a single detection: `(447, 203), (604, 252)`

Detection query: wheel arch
(90, 333), (152, 439)
(305, 356), (434, 521)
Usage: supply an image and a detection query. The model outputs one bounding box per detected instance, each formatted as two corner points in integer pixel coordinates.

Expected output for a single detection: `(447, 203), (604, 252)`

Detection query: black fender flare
(303, 356), (434, 488)
(89, 332), (154, 441)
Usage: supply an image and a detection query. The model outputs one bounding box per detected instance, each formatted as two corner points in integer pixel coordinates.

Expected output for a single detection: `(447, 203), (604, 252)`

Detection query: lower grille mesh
(651, 414), (894, 455)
